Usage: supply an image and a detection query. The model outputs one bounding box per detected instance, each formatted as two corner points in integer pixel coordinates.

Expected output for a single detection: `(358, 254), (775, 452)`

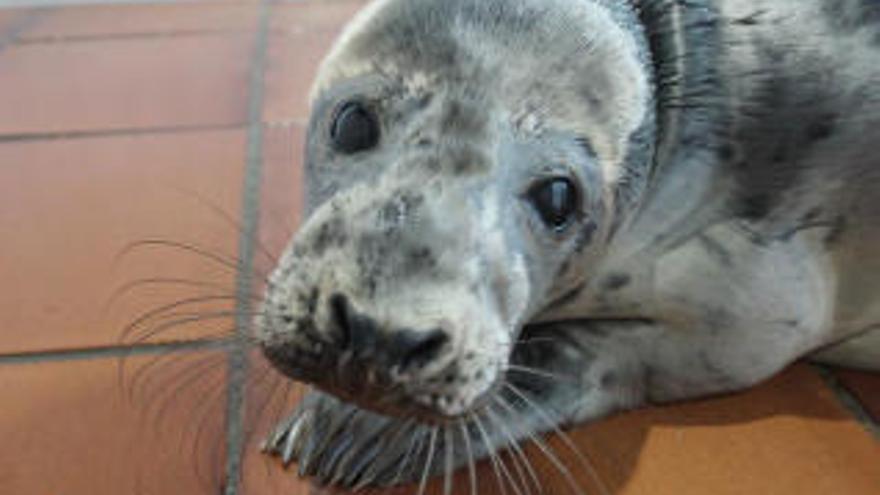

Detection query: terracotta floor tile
(0, 350), (229, 494)
(239, 351), (312, 495)
(263, 1), (368, 124)
(0, 130), (246, 354)
(236, 364), (880, 495)
(257, 124), (305, 265)
(0, 35), (253, 135)
(269, 0), (369, 34)
(565, 364), (880, 495)
(0, 10), (24, 34)
(835, 368), (880, 422)
(16, 3), (260, 42)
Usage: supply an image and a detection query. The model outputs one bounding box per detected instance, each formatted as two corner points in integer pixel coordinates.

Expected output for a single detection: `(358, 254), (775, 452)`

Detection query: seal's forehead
(311, 0), (650, 168)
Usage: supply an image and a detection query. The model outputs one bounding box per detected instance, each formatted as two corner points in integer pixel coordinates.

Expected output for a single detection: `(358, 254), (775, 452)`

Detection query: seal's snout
(329, 293), (450, 373)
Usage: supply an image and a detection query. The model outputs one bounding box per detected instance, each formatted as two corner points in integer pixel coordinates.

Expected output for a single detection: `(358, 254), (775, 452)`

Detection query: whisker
(352, 418), (416, 491)
(240, 362), (283, 454)
(150, 355), (228, 433)
(506, 364), (579, 384)
(472, 413), (510, 495)
(485, 405), (542, 495)
(118, 294), (238, 343)
(443, 426), (454, 495)
(416, 426), (439, 495)
(458, 420), (478, 495)
(390, 422), (424, 487)
(504, 383), (609, 495)
(127, 352), (221, 407)
(494, 391), (589, 495)
(514, 336), (563, 346)
(162, 183), (282, 268)
(128, 310), (266, 345)
(187, 371), (229, 488)
(104, 277), (252, 313)
(113, 238), (274, 286)
(485, 407), (528, 495)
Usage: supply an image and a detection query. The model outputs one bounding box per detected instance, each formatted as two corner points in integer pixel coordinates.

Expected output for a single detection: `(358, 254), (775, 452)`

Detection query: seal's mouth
(262, 328), (508, 426)
(262, 323), (586, 489)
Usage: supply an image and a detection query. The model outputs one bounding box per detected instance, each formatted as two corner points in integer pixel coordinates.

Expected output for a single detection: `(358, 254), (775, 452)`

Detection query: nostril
(329, 293), (352, 348)
(395, 328), (449, 372)
(328, 293), (378, 354)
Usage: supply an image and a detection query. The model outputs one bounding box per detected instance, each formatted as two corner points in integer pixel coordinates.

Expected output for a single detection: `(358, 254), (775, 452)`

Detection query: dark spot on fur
(406, 246), (436, 271)
(447, 145), (489, 175)
(718, 143), (737, 161)
(312, 215), (346, 253)
(805, 113), (837, 143)
(731, 45), (838, 222)
(542, 282), (587, 313)
(824, 215), (847, 247)
(731, 9), (768, 26)
(300, 288), (320, 316)
(574, 221), (597, 253)
(820, 0), (880, 34)
(737, 192), (772, 220)
(803, 207), (824, 222)
(439, 99), (488, 140)
(600, 371), (618, 389)
(602, 273), (631, 291)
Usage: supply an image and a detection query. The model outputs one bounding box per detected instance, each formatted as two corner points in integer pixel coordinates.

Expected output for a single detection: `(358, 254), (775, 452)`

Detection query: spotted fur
(257, 0), (880, 489)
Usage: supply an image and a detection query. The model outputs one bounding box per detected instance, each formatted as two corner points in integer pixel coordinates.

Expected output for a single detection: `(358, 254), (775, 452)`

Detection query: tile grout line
(15, 28), (260, 45)
(11, 27), (320, 46)
(813, 365), (880, 440)
(0, 123), (247, 143)
(0, 6), (50, 53)
(224, 0), (273, 493)
(0, 339), (232, 365)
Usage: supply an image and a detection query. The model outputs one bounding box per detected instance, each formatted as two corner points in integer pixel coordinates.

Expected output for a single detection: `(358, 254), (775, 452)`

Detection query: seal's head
(258, 0), (654, 445)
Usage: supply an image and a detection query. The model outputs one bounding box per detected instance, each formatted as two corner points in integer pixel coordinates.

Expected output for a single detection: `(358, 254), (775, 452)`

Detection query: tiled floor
(0, 1), (877, 495)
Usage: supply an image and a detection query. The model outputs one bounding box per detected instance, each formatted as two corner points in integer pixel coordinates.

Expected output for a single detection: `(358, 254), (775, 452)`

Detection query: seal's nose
(329, 293), (449, 372)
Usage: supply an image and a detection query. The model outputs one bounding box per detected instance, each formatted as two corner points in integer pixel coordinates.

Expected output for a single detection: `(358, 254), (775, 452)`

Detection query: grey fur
(257, 0), (880, 490)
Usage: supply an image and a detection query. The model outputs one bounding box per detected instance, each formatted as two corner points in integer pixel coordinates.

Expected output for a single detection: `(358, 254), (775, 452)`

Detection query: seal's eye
(330, 101), (380, 154)
(528, 178), (579, 231)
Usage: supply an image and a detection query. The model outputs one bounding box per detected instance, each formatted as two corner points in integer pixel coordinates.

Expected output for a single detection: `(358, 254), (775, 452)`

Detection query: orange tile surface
(0, 10), (24, 34)
(570, 365), (880, 495)
(243, 365), (880, 495)
(0, 351), (228, 494)
(0, 130), (245, 353)
(0, 35), (252, 135)
(264, 1), (368, 124)
(258, 125), (306, 260)
(240, 352), (312, 495)
(16, 4), (260, 41)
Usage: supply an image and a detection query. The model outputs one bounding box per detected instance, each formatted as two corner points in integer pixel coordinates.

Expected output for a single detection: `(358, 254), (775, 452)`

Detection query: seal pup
(257, 0), (880, 490)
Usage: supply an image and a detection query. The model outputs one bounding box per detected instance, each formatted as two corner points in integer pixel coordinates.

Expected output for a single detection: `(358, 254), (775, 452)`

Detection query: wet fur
(258, 0), (880, 490)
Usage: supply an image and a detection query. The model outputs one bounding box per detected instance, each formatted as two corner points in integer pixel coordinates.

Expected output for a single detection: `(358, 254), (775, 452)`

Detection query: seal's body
(257, 0), (880, 489)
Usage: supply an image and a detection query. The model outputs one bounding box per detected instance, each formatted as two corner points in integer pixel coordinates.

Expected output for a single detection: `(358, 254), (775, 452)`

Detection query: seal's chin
(265, 346), (507, 425)
(261, 323), (585, 489)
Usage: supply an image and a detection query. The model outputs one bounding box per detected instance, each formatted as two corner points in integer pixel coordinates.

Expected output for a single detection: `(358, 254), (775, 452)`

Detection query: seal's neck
(612, 0), (731, 256)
